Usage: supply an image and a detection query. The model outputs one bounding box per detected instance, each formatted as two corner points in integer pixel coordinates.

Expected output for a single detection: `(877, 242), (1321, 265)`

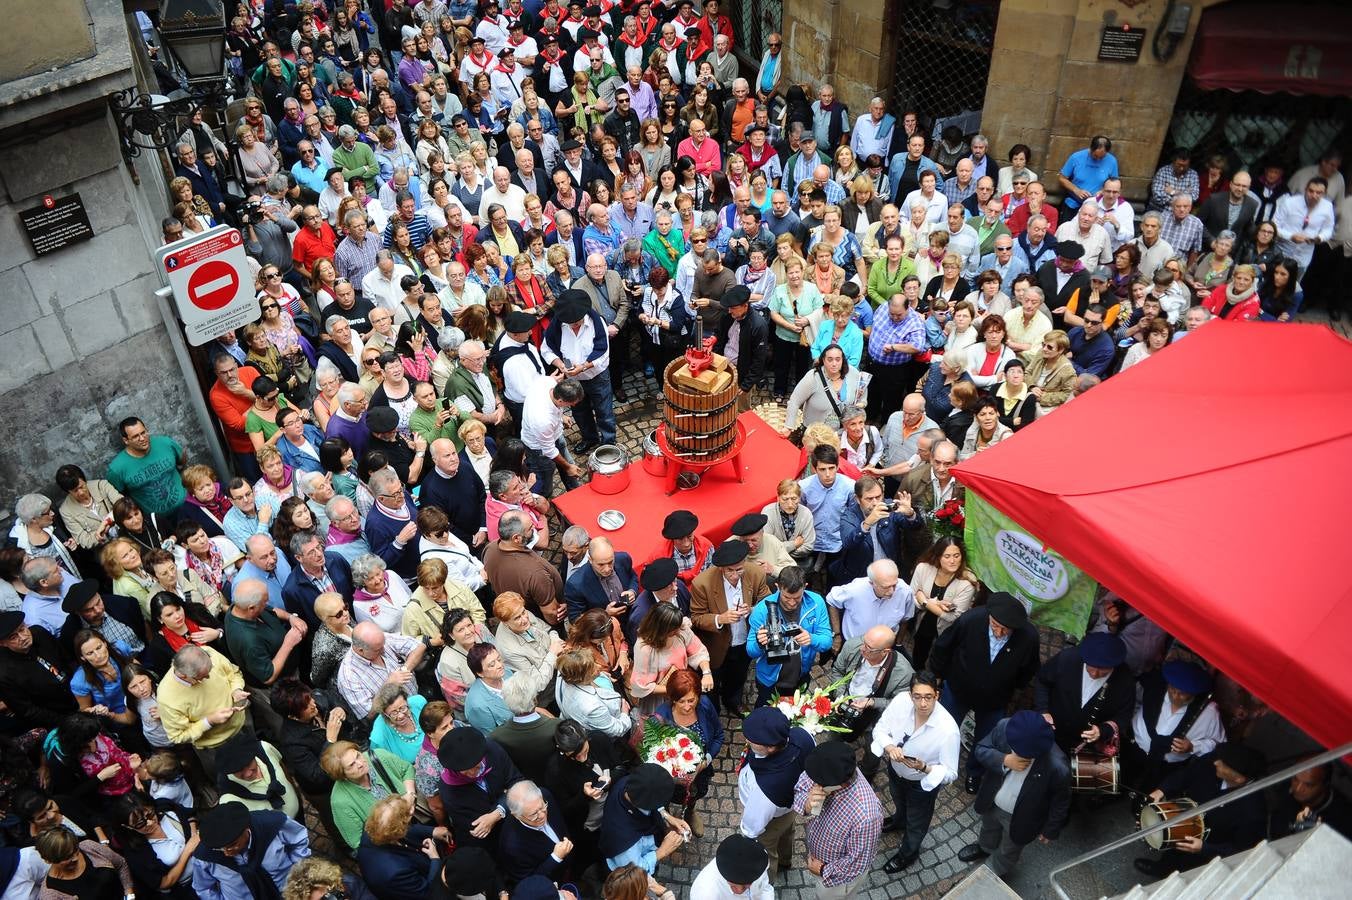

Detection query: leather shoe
(883, 851), (919, 874)
(572, 440), (597, 455)
(614, 387), (629, 401)
(880, 815), (902, 834)
(965, 774), (981, 794)
(958, 844), (989, 864)
(1134, 858), (1166, 879)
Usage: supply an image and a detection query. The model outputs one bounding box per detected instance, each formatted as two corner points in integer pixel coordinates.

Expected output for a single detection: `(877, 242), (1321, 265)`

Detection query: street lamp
(111, 0), (228, 157)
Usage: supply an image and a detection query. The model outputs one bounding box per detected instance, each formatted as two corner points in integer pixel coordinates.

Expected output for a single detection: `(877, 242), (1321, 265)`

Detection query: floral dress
(629, 626), (709, 718)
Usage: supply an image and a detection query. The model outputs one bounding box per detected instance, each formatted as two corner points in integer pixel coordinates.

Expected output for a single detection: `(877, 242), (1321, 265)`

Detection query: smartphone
(441, 396), (452, 410)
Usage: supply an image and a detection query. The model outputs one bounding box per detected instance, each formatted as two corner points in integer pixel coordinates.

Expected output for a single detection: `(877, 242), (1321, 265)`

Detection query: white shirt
(443, 280), (487, 312)
(541, 316), (609, 379)
(1095, 195), (1136, 249)
(521, 377), (566, 457)
(738, 759), (793, 837)
(1130, 694), (1226, 763)
(1, 845), (47, 900)
(901, 189), (947, 224)
(1274, 193), (1336, 269)
(690, 856), (775, 900)
(499, 336), (547, 402)
(870, 692), (960, 792)
(848, 657), (883, 698)
(319, 185), (349, 225)
(825, 576), (916, 641)
(1055, 220), (1113, 266)
(479, 183), (528, 222)
(1081, 666), (1109, 707)
(451, 369), (499, 415)
(994, 764), (1032, 814)
(361, 264), (416, 310)
(723, 576), (747, 645)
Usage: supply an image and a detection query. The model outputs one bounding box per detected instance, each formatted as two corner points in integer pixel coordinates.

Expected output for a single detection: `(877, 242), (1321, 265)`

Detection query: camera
(762, 601), (802, 662)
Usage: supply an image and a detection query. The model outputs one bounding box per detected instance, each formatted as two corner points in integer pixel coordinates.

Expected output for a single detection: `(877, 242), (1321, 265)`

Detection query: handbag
(370, 750), (436, 825)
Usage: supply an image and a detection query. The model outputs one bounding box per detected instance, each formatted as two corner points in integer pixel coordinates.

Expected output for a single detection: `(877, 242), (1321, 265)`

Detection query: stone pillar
(984, 0), (1222, 202)
(781, 0), (898, 127)
(0, 1), (212, 514)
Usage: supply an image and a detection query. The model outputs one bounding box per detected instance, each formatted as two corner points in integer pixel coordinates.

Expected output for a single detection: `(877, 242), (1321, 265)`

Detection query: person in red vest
(691, 0), (735, 60)
(644, 509), (714, 586)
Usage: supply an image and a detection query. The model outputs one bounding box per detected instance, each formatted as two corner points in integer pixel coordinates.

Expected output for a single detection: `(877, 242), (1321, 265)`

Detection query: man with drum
(1033, 632), (1134, 784)
(1123, 660), (1226, 810)
(1133, 743), (1267, 880)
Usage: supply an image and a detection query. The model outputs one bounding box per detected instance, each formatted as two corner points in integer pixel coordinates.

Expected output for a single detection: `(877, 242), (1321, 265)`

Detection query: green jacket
(331, 141), (380, 184)
(330, 748), (414, 851)
(867, 256), (917, 308)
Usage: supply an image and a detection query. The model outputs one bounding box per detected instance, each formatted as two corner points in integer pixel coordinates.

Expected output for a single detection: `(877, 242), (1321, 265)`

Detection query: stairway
(1108, 823), (1352, 900)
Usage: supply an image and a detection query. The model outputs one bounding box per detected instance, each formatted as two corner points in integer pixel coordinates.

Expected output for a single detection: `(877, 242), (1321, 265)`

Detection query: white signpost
(156, 225), (260, 346)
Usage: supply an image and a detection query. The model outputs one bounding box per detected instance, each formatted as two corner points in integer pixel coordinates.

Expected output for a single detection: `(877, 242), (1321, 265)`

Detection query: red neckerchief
(495, 59), (517, 75)
(541, 46), (563, 63)
(467, 48), (493, 68)
(508, 34), (529, 48)
(676, 13), (698, 28)
(564, 14), (584, 25)
(635, 15), (656, 42)
(658, 36), (681, 52)
(619, 30), (645, 48)
(517, 276), (544, 309)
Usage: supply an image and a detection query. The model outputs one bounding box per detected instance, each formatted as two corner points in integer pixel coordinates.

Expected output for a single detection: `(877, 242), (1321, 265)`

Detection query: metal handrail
(1048, 740), (1352, 900)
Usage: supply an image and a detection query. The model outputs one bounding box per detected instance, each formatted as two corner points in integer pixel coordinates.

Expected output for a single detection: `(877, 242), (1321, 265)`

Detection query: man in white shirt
(318, 169), (349, 226)
(1094, 177), (1135, 250)
(443, 261), (487, 312)
(738, 706), (817, 881)
(492, 311), (548, 425)
(479, 165), (528, 222)
(825, 559), (915, 646)
(1126, 660), (1226, 797)
(1274, 176), (1336, 274)
(1055, 200), (1113, 267)
(541, 291), (616, 453)
(691, 833), (775, 900)
(360, 251), (415, 312)
(520, 375), (584, 495)
(871, 672), (960, 873)
(849, 96), (895, 163)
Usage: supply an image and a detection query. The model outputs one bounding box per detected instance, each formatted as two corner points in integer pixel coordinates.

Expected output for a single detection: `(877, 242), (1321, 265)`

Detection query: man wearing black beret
(689, 537), (771, 717)
(195, 799), (312, 897)
(598, 763), (691, 873)
(0, 612), (77, 729)
(1033, 631), (1135, 755)
(713, 284), (769, 411)
(691, 833), (773, 897)
(793, 740), (884, 896)
(625, 556), (691, 647)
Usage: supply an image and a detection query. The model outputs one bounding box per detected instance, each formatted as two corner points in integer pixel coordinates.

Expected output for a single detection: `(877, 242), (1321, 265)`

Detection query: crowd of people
(4, 1), (1349, 898)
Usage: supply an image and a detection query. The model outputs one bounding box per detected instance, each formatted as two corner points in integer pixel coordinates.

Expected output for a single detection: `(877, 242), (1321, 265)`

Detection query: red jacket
(209, 365), (260, 453)
(691, 14), (735, 60)
(1203, 285), (1260, 321)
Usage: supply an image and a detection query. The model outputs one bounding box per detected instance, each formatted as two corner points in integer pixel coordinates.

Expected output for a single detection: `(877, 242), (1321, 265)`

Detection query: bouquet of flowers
(774, 674), (857, 736)
(929, 498), (966, 541)
(639, 718), (706, 784)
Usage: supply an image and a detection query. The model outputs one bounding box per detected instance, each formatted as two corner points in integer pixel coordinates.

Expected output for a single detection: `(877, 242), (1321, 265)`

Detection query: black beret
(199, 801), (251, 848)
(729, 513), (768, 536)
(542, 32), (558, 43)
(503, 311), (538, 334)
(499, 46), (515, 57)
(716, 833), (770, 884)
(559, 139), (583, 152)
(624, 763), (676, 809)
(584, 4), (603, 15)
(742, 707), (789, 745)
(720, 285), (752, 309)
(439, 726), (488, 771)
(1079, 632), (1126, 668)
(804, 740), (857, 787)
(512, 876), (559, 900)
(508, 19), (525, 30)
(639, 557), (679, 592)
(0, 611), (24, 641)
(214, 732), (262, 775)
(661, 509), (698, 539)
(366, 406), (399, 434)
(1056, 240), (1085, 261)
(711, 540), (749, 566)
(578, 26), (599, 40)
(555, 289), (592, 324)
(61, 580), (100, 614)
(987, 591), (1028, 629)
(439, 846), (499, 893)
(470, 34), (486, 44)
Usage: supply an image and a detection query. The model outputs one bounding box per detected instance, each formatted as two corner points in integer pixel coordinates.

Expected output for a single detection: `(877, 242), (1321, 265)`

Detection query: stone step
(942, 864), (1021, 899)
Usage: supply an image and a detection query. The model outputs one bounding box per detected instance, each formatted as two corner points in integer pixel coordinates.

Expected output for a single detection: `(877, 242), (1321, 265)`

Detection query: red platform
(553, 411), (800, 563)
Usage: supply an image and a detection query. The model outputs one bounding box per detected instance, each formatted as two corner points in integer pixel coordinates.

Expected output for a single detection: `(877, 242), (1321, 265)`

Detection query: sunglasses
(363, 357), (381, 365)
(260, 302), (280, 311)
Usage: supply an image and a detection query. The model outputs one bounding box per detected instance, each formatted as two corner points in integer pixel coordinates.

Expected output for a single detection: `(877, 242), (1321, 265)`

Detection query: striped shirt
(334, 633), (420, 718)
(334, 232), (382, 289)
(793, 768), (883, 887)
(382, 212), (434, 251)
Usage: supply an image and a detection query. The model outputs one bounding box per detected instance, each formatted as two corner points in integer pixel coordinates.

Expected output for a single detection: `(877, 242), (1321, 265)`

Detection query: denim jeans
(526, 438), (579, 497)
(940, 682), (1004, 783)
(575, 371), (617, 445)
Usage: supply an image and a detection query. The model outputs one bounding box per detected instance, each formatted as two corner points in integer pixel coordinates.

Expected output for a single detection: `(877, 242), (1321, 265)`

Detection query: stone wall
(781, 0), (897, 116)
(0, 2), (211, 518)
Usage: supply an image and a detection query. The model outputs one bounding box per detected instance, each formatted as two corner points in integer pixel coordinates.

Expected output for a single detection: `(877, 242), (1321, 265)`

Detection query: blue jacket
(746, 591), (833, 687)
(1066, 326), (1115, 377)
(564, 552), (638, 621)
(281, 551), (354, 629)
(363, 493), (421, 579)
(543, 308), (609, 365)
(277, 424), (327, 474)
(831, 498), (921, 584)
(887, 154), (944, 204)
(356, 823), (439, 900)
(476, 219), (526, 253)
(497, 785), (571, 884)
(624, 582), (692, 647)
(465, 669), (516, 734)
(419, 461), (488, 548)
(654, 695), (725, 759)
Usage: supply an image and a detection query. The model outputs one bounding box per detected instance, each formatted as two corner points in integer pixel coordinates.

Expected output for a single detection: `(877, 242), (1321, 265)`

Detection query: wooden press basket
(661, 358), (741, 459)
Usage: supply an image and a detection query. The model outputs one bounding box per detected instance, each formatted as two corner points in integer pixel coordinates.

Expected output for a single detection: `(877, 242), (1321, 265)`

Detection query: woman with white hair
(9, 493), (79, 575)
(350, 553), (413, 632)
(429, 325), (466, 395)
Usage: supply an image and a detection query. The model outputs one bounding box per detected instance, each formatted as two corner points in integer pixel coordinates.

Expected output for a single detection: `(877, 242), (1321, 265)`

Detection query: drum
(1070, 752), (1120, 794)
(1140, 798), (1208, 849)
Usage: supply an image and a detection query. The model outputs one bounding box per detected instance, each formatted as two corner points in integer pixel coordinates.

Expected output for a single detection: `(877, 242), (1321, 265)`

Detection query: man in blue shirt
(746, 565), (833, 707)
(1058, 135), (1118, 211)
(978, 235), (1029, 296)
(797, 445), (856, 562)
(232, 535), (293, 610)
(290, 140), (330, 201)
(1065, 302), (1115, 378)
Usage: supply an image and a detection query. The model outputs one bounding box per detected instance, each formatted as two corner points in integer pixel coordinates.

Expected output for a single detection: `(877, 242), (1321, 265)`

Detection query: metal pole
(155, 285), (231, 479)
(1048, 740), (1352, 900)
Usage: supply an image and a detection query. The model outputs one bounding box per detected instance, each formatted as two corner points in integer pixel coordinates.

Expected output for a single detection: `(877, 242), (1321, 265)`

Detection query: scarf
(354, 573), (390, 609)
(327, 524), (360, 546)
(441, 757), (491, 788)
(218, 745), (287, 809)
(742, 727), (817, 808)
(161, 618), (207, 654)
(467, 48), (493, 70)
(516, 275), (544, 311)
(653, 230), (679, 265)
(1224, 280), (1257, 311)
(187, 482), (233, 522)
(263, 463), (295, 494)
(187, 542), (227, 592)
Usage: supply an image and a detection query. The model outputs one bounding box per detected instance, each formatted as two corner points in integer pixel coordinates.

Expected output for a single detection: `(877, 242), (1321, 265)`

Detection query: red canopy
(954, 322), (1352, 750)
(1188, 1), (1352, 97)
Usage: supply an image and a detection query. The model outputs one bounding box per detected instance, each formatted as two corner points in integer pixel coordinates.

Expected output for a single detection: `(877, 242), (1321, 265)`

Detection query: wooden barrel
(661, 358), (740, 460)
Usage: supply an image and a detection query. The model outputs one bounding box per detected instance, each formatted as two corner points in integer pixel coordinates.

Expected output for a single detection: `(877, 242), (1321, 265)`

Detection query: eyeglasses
(363, 357), (381, 366)
(260, 302), (280, 310)
(768, 41), (782, 47)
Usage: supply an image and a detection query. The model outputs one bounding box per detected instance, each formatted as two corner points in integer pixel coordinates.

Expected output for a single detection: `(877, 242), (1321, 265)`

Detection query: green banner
(963, 492), (1097, 636)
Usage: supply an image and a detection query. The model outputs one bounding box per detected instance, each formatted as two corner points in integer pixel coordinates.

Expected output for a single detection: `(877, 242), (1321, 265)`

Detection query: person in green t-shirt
(105, 417), (186, 517)
(408, 381), (467, 450)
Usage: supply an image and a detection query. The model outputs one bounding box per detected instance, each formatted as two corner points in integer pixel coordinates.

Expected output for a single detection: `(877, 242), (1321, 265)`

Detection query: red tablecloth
(553, 412), (800, 564)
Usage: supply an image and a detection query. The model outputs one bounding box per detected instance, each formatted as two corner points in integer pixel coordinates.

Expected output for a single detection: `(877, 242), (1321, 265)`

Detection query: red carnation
(953, 514), (965, 527)
(678, 737), (691, 748)
(814, 696), (833, 716)
(935, 508), (951, 519)
(655, 750), (667, 762)
(682, 750), (695, 761)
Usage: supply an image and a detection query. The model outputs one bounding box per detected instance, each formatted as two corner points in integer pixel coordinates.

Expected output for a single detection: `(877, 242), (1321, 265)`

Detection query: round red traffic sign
(187, 259), (239, 310)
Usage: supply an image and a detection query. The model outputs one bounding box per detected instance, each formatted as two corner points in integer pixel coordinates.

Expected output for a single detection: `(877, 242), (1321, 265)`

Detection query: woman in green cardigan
(867, 232), (916, 307)
(321, 739), (417, 852)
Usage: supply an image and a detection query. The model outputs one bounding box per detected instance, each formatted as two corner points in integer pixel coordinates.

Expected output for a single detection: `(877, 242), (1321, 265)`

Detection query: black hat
(625, 763), (676, 809)
(61, 580), (100, 614)
(1162, 660), (1210, 695)
(1006, 710), (1055, 758)
(508, 19), (525, 30)
(367, 406), (399, 435)
(503, 310), (537, 334)
(542, 32), (558, 43)
(804, 741), (856, 787)
(578, 26), (599, 41)
(560, 139), (583, 152)
(711, 540), (749, 566)
(729, 513), (768, 537)
(716, 833), (770, 884)
(742, 707), (789, 745)
(745, 124), (767, 136)
(470, 34), (486, 44)
(438, 726), (487, 772)
(556, 289), (592, 323)
(661, 509), (698, 539)
(1078, 632), (1126, 669)
(512, 876), (559, 900)
(499, 46), (515, 58)
(0, 611), (24, 642)
(439, 846), (499, 893)
(987, 591), (1028, 629)
(584, 3), (603, 15)
(199, 801), (251, 848)
(720, 285), (752, 309)
(418, 273), (439, 294)
(639, 557), (679, 592)
(215, 732), (262, 775)
(1056, 240), (1085, 261)
(1216, 743), (1266, 781)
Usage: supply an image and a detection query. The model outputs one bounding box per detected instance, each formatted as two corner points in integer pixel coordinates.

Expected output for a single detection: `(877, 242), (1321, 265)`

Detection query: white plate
(597, 510), (626, 531)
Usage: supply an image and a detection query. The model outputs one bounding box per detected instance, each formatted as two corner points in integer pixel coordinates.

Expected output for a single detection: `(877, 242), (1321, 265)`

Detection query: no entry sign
(157, 225), (260, 346)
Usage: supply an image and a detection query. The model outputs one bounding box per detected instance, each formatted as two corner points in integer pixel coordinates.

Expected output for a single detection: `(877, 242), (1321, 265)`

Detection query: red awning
(1188, 1), (1352, 97)
(954, 322), (1352, 751)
